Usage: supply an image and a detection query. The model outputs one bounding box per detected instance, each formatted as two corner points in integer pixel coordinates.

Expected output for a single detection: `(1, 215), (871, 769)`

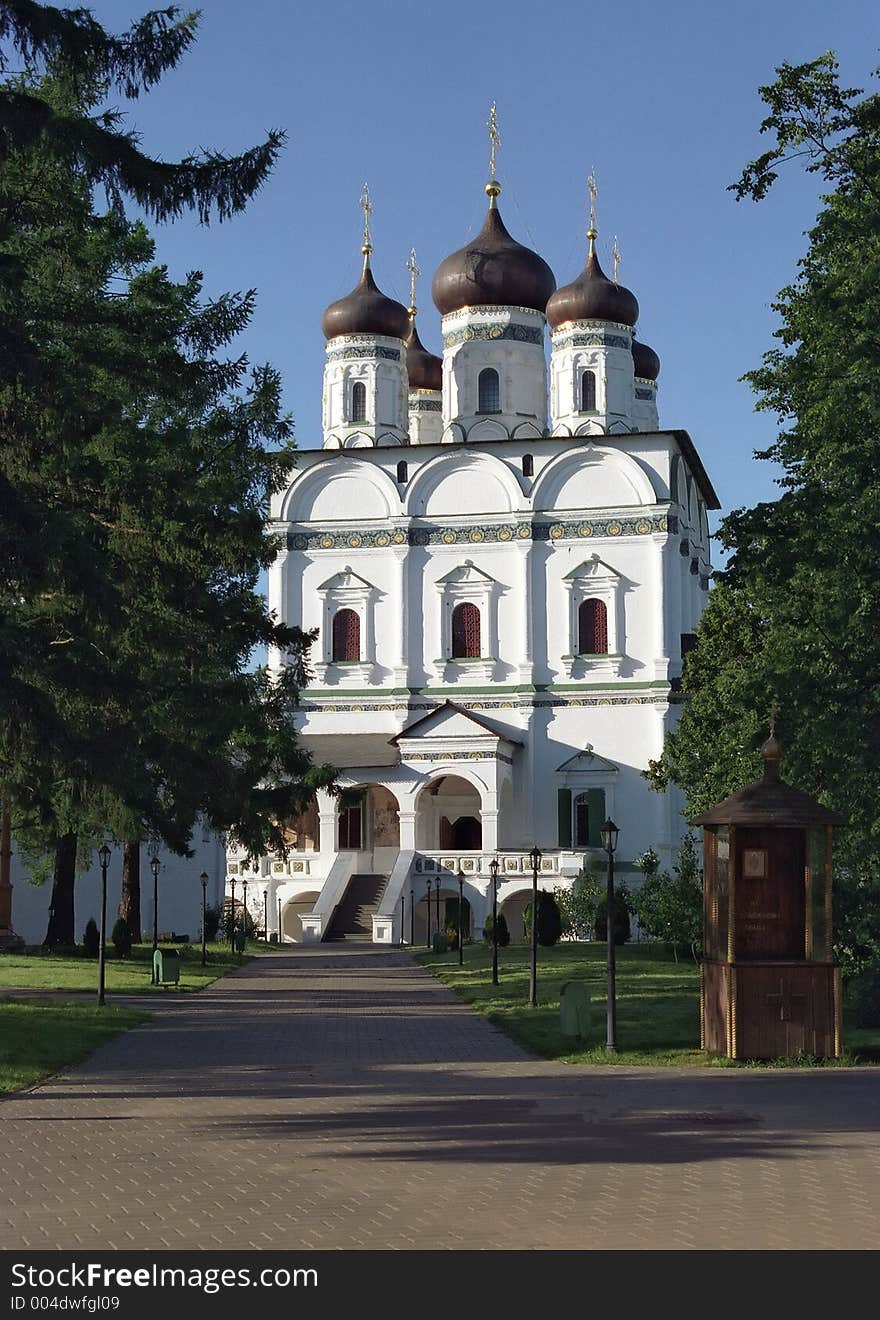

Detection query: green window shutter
(557, 789), (572, 848)
(587, 789), (606, 847)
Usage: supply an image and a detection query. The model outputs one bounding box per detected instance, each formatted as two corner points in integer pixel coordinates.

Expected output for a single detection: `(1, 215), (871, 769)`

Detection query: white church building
(226, 165), (718, 946)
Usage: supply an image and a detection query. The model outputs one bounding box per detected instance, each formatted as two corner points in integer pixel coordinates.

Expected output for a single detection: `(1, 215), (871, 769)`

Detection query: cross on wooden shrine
(763, 979), (807, 1022)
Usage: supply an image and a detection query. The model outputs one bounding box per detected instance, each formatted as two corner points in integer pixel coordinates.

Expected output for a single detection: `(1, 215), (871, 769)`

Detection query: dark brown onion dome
(632, 337), (660, 380)
(405, 318), (442, 391)
(546, 244), (639, 329)
(321, 257), (411, 341)
(432, 204), (556, 316)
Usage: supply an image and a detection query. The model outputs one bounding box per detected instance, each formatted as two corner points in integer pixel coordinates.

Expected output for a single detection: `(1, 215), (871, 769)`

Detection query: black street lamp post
(435, 876), (441, 937)
(229, 876), (236, 955)
(528, 845), (542, 1007)
(425, 876), (432, 948)
(200, 871), (208, 966)
(263, 889), (268, 944)
(489, 856), (500, 986)
(277, 895), (283, 945)
(242, 878), (248, 952)
(456, 869), (465, 966)
(409, 887), (415, 947)
(98, 843), (111, 1007)
(150, 850), (160, 955)
(600, 818), (620, 1053)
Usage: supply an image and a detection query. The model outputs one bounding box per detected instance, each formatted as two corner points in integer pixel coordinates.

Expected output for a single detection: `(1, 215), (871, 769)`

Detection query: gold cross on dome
(769, 701), (778, 738)
(612, 234), (621, 284)
(587, 168), (598, 240)
(487, 101), (501, 180)
(360, 182), (373, 255)
(406, 247), (420, 316)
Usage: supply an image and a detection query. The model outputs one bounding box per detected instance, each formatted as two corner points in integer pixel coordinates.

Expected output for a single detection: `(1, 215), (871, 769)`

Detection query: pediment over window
(563, 554), (621, 584)
(556, 743), (619, 774)
(318, 566), (374, 593)
(436, 560), (497, 588)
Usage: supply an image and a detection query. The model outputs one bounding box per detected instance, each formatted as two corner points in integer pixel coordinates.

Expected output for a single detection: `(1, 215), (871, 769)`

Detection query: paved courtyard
(3, 946), (880, 1250)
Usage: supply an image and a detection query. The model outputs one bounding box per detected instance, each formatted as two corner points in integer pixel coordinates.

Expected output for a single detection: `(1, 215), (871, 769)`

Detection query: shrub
(536, 891), (563, 946)
(111, 918), (132, 958)
(83, 918), (100, 957)
(444, 925), (459, 950)
(846, 966), (880, 1027)
(431, 931), (448, 954)
(203, 905), (221, 942)
(593, 889), (632, 945)
(632, 834), (702, 962)
(483, 912), (510, 947)
(554, 861), (603, 940)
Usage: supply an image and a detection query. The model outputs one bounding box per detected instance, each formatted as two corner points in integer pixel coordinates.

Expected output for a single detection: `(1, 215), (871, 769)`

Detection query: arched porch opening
(336, 783), (400, 865)
(281, 891), (321, 943)
(415, 774), (483, 851)
(411, 883), (472, 946)
(500, 888), (532, 943)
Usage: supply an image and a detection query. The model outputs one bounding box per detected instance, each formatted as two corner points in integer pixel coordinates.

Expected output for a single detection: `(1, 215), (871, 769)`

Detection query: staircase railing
(371, 850), (415, 945)
(300, 851), (355, 944)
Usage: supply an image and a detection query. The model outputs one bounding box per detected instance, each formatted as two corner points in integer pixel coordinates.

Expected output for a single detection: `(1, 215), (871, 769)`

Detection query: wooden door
(734, 827), (805, 960)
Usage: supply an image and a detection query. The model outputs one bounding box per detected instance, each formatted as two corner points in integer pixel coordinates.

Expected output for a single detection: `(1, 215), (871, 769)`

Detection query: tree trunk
(118, 840), (142, 942)
(43, 832), (78, 946)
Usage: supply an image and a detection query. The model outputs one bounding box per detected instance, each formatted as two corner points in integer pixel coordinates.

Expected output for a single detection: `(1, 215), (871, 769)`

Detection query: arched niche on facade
(406, 450), (523, 519)
(281, 891), (321, 943)
(280, 458), (401, 523)
(531, 443), (659, 513)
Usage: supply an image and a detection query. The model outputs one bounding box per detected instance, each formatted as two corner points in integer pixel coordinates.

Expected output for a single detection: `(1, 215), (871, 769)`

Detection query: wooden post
(726, 826), (736, 963)
(824, 826), (833, 956)
(804, 841), (813, 961)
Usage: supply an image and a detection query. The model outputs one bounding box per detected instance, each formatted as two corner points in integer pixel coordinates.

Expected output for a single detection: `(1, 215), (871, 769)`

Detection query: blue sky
(89, 0), (875, 531)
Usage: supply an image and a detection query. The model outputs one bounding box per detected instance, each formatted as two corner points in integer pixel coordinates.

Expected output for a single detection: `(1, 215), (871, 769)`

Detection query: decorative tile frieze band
(409, 398), (442, 412)
(443, 322), (544, 349)
(288, 515), (670, 552)
(635, 387), (655, 400)
(553, 330), (632, 350)
(326, 345), (401, 362)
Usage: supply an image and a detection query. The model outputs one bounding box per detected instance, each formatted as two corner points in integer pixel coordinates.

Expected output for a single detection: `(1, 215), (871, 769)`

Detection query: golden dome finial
(586, 168), (598, 250)
(486, 101), (502, 205)
(406, 247), (420, 319)
(612, 234), (620, 284)
(359, 181), (373, 266)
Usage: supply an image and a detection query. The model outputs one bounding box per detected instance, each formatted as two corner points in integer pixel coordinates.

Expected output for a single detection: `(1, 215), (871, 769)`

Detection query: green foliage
(110, 916), (131, 958)
(593, 888), (633, 945)
(648, 54), (880, 978)
(0, 16), (331, 870)
(633, 835), (703, 963)
(431, 931), (448, 954)
(536, 891), (563, 947)
(554, 858), (603, 940)
(203, 904), (221, 943)
(482, 912), (510, 947)
(82, 917), (99, 957)
(845, 969), (880, 1028)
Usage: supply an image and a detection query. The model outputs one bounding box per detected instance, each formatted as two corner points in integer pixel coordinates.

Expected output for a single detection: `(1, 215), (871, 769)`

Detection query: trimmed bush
(846, 967), (880, 1027)
(203, 904), (221, 942)
(431, 931), (448, 954)
(482, 912), (510, 947)
(82, 918), (100, 958)
(594, 893), (631, 945)
(111, 918), (132, 958)
(536, 892), (563, 947)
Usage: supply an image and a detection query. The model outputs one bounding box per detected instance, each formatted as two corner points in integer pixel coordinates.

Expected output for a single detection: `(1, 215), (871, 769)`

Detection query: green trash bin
(152, 947), (180, 985)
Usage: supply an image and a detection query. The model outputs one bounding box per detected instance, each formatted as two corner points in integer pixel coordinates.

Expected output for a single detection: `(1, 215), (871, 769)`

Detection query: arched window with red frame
(578, 599), (608, 655)
(451, 602), (481, 659)
(332, 608), (361, 662)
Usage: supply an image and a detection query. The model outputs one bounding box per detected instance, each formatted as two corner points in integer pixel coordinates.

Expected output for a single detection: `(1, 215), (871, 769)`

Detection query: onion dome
(405, 317), (442, 391)
(632, 337), (660, 380)
(546, 240), (639, 329)
(321, 254), (410, 341)
(432, 190), (556, 316)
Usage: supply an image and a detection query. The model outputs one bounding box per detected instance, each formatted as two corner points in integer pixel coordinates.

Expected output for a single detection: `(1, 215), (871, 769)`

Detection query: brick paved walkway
(3, 947), (880, 1250)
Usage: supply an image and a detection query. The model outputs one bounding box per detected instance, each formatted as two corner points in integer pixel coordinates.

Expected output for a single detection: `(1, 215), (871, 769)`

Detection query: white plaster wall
(440, 306), (548, 435)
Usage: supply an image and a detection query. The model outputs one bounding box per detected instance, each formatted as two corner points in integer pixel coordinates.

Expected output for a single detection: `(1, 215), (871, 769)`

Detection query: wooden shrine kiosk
(691, 723), (845, 1060)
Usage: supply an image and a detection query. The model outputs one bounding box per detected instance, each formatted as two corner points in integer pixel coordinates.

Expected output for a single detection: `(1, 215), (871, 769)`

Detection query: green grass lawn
(416, 941), (880, 1067)
(0, 999), (149, 1093)
(0, 940), (250, 994)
